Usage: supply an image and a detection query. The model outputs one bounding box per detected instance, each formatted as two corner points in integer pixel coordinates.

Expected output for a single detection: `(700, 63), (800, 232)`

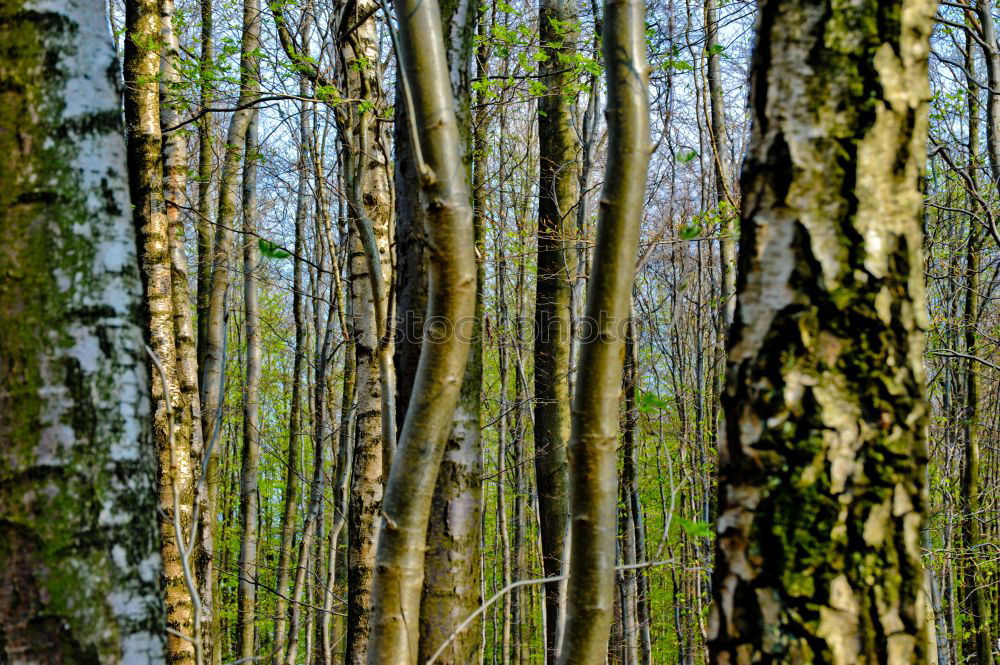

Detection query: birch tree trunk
(123, 0), (196, 658)
(708, 1), (935, 662)
(338, 5), (395, 661)
(0, 3), (165, 660)
(557, 0), (650, 657)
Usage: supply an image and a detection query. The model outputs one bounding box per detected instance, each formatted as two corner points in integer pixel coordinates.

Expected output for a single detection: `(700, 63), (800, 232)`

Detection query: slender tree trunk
(961, 30), (994, 665)
(534, 0), (580, 658)
(365, 0), (478, 652)
(974, 0), (1000, 185)
(160, 0), (206, 595)
(196, 0), (213, 371)
(236, 110), (261, 664)
(272, 80), (311, 665)
(199, 1), (260, 654)
(123, 0), (196, 659)
(621, 319), (644, 665)
(557, 0), (649, 657)
(705, 0), (734, 326)
(193, 0), (217, 645)
(708, 1), (934, 662)
(338, 5), (395, 660)
(0, 3), (165, 658)
(497, 237), (514, 665)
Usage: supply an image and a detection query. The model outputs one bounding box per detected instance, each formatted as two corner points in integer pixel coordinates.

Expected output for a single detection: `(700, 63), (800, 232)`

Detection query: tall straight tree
(557, 0), (650, 658)
(123, 0), (196, 658)
(199, 0), (260, 651)
(534, 0), (580, 657)
(0, 2), (165, 661)
(236, 110), (261, 664)
(708, 0), (935, 662)
(337, 3), (395, 661)
(272, 87), (311, 665)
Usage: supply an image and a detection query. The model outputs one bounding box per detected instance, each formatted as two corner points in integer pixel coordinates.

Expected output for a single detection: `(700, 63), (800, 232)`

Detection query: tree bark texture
(708, 1), (935, 663)
(0, 1), (165, 660)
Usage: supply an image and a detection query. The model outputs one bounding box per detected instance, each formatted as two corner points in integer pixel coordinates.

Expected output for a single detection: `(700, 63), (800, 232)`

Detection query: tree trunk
(0, 3), (165, 659)
(236, 110), (261, 664)
(707, 1), (934, 662)
(365, 0), (478, 653)
(199, 1), (260, 654)
(705, 0), (735, 326)
(272, 81), (311, 665)
(123, 0), (196, 659)
(557, 0), (650, 657)
(534, 0), (580, 658)
(338, 4), (395, 660)
(960, 28), (994, 665)
(418, 0), (484, 659)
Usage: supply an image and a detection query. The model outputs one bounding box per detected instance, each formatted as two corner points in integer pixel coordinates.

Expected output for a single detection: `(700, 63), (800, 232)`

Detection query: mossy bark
(707, 1), (935, 663)
(0, 1), (164, 661)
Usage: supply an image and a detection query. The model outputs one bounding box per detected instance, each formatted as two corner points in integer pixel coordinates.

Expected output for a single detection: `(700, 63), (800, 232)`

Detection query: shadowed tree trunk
(557, 0), (650, 657)
(0, 3), (165, 660)
(707, 1), (935, 663)
(534, 0), (580, 657)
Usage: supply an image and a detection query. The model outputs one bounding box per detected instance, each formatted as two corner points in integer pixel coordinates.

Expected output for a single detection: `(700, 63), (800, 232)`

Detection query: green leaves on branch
(259, 239), (291, 260)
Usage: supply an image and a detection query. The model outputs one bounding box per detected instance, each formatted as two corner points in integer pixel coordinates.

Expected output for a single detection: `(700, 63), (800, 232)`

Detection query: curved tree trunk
(707, 1), (934, 662)
(0, 3), (165, 660)
(557, 0), (650, 658)
(364, 0), (478, 654)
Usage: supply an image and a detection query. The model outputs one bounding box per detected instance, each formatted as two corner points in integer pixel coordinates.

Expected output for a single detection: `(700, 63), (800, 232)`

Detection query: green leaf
(259, 238), (291, 260)
(677, 517), (713, 539)
(677, 150), (698, 164)
(680, 223), (701, 240)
